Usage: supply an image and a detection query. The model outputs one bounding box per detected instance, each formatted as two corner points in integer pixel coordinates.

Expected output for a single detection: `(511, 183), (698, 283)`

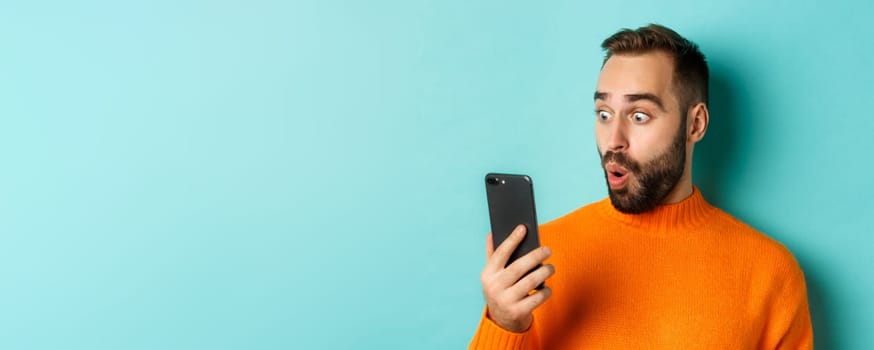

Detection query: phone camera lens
(487, 177), (500, 185)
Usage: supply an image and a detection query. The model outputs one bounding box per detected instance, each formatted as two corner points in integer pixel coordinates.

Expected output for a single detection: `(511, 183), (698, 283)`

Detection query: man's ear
(687, 102), (709, 143)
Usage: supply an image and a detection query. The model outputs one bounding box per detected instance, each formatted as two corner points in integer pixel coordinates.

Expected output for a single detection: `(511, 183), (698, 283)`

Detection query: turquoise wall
(1, 1), (871, 349)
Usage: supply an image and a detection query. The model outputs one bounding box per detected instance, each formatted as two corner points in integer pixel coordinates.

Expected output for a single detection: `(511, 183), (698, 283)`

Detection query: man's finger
(497, 246), (552, 287)
(486, 225), (526, 271)
(508, 263), (555, 300)
(516, 286), (552, 314)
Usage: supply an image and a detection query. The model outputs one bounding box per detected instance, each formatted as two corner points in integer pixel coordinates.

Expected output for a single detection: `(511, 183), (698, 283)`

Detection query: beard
(600, 120), (687, 214)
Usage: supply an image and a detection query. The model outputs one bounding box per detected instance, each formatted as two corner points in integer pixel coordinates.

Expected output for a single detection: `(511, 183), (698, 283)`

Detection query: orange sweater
(470, 188), (813, 349)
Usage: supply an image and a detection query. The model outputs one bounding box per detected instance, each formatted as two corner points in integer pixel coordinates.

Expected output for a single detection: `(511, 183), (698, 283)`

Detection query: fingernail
(514, 225), (525, 237)
(543, 246), (551, 256)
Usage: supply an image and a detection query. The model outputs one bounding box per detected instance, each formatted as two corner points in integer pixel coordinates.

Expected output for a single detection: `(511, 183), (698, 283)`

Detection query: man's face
(594, 51), (687, 214)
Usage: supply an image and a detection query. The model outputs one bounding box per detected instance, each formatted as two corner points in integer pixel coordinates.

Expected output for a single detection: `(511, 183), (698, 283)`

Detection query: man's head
(594, 24), (710, 214)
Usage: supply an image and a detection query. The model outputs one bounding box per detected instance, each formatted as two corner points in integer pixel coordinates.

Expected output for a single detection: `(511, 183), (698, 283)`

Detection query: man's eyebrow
(625, 93), (666, 112)
(594, 91), (667, 112)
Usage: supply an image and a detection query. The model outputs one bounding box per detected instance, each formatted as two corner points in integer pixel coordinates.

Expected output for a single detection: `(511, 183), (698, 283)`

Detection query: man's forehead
(595, 52), (676, 107)
(598, 51), (674, 92)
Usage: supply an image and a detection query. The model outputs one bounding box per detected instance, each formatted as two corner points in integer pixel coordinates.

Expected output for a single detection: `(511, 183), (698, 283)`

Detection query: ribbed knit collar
(597, 186), (715, 234)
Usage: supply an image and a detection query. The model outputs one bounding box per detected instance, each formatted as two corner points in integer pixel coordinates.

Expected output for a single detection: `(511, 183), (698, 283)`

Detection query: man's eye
(632, 112), (650, 123)
(598, 111), (612, 121)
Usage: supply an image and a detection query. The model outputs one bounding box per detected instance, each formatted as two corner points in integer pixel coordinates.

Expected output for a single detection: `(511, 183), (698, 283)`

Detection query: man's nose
(606, 121), (628, 152)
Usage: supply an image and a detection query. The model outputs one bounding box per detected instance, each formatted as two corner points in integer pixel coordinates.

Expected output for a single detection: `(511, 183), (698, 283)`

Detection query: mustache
(601, 151), (642, 174)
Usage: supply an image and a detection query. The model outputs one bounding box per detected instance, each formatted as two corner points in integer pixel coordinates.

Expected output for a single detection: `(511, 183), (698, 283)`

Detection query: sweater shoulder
(707, 207), (803, 273)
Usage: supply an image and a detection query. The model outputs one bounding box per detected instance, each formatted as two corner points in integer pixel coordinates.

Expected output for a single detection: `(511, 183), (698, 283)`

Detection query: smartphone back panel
(484, 173), (541, 267)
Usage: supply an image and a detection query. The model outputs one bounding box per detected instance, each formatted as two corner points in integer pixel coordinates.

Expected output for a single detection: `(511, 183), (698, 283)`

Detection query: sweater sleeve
(770, 259), (814, 350)
(468, 307), (539, 350)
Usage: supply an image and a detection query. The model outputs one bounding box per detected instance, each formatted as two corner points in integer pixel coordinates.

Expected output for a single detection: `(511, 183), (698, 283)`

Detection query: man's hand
(480, 224), (555, 333)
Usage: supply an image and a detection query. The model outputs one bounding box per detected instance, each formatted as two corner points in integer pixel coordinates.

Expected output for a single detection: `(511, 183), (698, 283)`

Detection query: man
(469, 24), (813, 349)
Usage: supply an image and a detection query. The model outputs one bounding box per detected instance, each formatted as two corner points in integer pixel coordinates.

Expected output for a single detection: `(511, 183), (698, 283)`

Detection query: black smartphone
(484, 173), (543, 288)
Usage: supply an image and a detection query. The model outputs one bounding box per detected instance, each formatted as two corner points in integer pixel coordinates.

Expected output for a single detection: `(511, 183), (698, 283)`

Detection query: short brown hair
(601, 24), (709, 114)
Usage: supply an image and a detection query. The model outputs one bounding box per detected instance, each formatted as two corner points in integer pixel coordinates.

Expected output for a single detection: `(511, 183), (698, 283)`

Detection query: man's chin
(607, 178), (635, 198)
(609, 187), (629, 196)
(609, 198), (649, 214)
(607, 186), (654, 214)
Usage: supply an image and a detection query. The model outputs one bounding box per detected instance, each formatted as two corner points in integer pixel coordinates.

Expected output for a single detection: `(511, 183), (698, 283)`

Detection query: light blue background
(1, 1), (872, 349)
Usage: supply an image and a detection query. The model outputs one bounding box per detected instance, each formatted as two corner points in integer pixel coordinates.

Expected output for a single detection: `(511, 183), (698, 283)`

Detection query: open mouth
(606, 163), (628, 177)
(605, 163), (630, 188)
